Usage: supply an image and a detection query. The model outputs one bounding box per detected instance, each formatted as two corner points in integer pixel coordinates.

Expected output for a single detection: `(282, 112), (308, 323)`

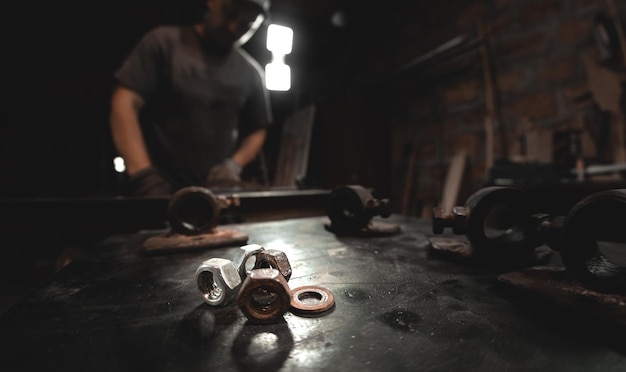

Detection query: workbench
(0, 215), (624, 371)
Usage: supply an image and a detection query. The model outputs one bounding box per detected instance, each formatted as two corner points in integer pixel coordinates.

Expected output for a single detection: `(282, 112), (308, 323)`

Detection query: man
(110, 0), (273, 197)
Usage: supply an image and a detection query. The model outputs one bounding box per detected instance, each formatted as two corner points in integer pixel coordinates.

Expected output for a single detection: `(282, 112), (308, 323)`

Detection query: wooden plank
(584, 56), (626, 162)
(526, 128), (553, 162)
(273, 104), (316, 187)
(478, 21), (506, 172)
(440, 151), (467, 215)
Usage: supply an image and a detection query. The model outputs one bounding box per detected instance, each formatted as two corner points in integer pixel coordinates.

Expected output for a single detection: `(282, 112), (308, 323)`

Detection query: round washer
(290, 286), (335, 314)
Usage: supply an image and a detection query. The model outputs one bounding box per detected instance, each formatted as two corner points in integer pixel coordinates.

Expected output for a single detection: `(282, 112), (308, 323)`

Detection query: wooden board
(273, 104), (316, 187)
(440, 151), (466, 214)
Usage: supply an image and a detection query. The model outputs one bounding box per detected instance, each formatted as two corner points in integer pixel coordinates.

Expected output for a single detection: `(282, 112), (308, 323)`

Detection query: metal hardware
(237, 268), (291, 324)
(142, 186), (247, 253)
(253, 249), (292, 282)
(195, 258), (242, 306)
(432, 186), (626, 293)
(325, 184), (400, 236)
(289, 285), (335, 314)
(232, 244), (266, 280)
(168, 186), (239, 235)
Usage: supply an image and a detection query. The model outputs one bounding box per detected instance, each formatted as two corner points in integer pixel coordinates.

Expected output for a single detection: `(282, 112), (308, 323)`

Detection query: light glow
(266, 24), (293, 55)
(113, 157), (126, 173)
(265, 24), (293, 91)
(265, 62), (291, 91)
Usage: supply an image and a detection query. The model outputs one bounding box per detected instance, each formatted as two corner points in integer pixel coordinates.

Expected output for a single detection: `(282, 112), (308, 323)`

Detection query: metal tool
(324, 184), (400, 236)
(431, 186), (545, 269)
(432, 186), (626, 294)
(168, 186), (239, 235)
(142, 186), (248, 253)
(558, 189), (626, 294)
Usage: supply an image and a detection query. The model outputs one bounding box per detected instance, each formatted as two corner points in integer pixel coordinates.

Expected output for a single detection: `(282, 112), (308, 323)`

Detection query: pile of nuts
(195, 244), (335, 324)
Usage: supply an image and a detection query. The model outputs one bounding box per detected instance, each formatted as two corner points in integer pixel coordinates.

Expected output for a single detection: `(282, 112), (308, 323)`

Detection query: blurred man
(110, 0), (273, 196)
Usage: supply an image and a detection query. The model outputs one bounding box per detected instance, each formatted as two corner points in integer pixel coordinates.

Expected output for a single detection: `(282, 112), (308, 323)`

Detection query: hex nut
(231, 244), (265, 280)
(195, 258), (242, 306)
(253, 249), (292, 282)
(237, 268), (291, 324)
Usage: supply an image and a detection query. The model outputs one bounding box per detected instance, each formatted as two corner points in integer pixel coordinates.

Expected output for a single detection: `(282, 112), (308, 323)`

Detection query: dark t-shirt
(114, 25), (273, 187)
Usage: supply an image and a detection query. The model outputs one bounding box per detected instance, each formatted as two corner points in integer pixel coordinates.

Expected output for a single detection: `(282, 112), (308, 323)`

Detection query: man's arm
(109, 85), (151, 175)
(110, 85), (174, 197)
(231, 128), (267, 169)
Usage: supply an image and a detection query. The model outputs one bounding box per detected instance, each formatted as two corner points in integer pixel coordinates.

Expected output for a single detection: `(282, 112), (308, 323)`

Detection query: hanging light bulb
(265, 24), (293, 91)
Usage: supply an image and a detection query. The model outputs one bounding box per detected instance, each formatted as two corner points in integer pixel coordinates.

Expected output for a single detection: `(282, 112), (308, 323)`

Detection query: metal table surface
(0, 215), (624, 371)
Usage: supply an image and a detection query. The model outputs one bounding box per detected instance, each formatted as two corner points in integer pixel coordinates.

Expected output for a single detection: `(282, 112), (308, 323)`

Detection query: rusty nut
(231, 244), (265, 280)
(253, 249), (292, 282)
(237, 268), (291, 324)
(195, 258), (242, 306)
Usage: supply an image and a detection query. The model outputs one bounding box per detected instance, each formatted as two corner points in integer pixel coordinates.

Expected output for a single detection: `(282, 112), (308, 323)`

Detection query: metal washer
(290, 285), (335, 314)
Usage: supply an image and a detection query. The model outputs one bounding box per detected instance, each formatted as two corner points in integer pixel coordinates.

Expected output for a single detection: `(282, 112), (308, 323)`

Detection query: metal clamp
(142, 187), (246, 254)
(168, 186), (239, 235)
(325, 184), (399, 236)
(559, 189), (626, 294)
(432, 186), (542, 261)
(432, 186), (626, 293)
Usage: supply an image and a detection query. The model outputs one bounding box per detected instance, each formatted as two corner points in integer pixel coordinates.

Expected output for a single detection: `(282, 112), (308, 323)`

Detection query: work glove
(205, 158), (242, 187)
(128, 166), (174, 197)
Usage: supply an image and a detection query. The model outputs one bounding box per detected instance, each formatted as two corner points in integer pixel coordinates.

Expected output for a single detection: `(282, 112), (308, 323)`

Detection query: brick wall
(318, 0), (626, 215)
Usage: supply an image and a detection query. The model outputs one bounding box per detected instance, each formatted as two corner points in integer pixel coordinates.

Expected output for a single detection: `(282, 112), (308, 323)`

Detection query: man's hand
(206, 158), (242, 186)
(128, 167), (174, 197)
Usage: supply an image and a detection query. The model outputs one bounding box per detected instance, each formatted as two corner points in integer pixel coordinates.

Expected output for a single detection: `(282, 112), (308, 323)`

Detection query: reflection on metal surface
(232, 321), (294, 370)
(248, 332), (280, 359)
(264, 239), (295, 253)
(380, 309), (422, 332)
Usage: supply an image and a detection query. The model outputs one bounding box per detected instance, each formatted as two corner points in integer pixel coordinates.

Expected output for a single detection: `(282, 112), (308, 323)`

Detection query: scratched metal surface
(0, 215), (624, 371)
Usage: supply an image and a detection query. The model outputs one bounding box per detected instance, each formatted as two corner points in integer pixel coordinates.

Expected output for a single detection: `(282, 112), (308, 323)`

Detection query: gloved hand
(128, 166), (174, 197)
(205, 158), (242, 187)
